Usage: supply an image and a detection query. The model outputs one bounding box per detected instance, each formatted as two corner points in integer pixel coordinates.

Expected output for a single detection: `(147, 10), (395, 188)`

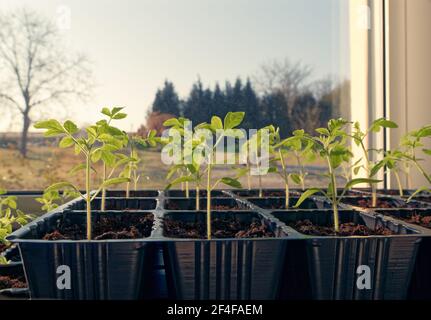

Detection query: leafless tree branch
(0, 8), (93, 157)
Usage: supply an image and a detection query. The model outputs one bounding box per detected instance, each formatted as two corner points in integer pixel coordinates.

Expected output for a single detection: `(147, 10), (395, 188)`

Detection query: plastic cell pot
(164, 190), (226, 198)
(161, 211), (288, 300)
(372, 208), (431, 300)
(340, 196), (431, 210)
(101, 190), (160, 198)
(245, 197), (321, 210)
(0, 246), (28, 298)
(229, 189), (303, 198)
(163, 198), (248, 211)
(271, 209), (423, 300)
(7, 203), (158, 300)
(68, 197), (158, 211)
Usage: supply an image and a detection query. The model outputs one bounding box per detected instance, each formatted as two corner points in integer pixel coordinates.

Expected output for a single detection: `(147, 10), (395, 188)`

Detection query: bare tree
(253, 58), (313, 114)
(0, 9), (92, 157)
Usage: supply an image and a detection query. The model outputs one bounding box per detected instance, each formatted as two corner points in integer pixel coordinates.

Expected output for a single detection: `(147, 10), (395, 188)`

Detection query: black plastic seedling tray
(228, 191), (427, 300)
(6, 189), (431, 301)
(371, 208), (431, 299)
(7, 199), (158, 300)
(0, 246), (28, 298)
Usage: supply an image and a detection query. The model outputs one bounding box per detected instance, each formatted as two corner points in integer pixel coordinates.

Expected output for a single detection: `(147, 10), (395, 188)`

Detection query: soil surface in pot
(164, 217), (275, 239)
(165, 202), (241, 210)
(0, 276), (27, 290)
(342, 197), (423, 209)
(290, 220), (393, 236)
(42, 214), (154, 240)
(262, 191), (302, 197)
(376, 190), (405, 196)
(404, 213), (431, 229)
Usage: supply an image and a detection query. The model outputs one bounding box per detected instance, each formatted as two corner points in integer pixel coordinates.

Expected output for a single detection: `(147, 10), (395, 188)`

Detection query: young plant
(126, 131), (161, 195)
(244, 126), (274, 198)
(36, 189), (80, 213)
(400, 125), (431, 200)
(97, 107), (129, 209)
(34, 112), (131, 240)
(164, 117), (206, 207)
(195, 112), (245, 239)
(272, 129), (316, 208)
(351, 118), (398, 207)
(0, 189), (33, 264)
(294, 119), (380, 232)
(374, 149), (407, 197)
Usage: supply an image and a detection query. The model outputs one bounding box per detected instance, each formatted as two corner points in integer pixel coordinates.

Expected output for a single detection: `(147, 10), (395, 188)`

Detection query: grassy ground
(0, 146), (331, 191)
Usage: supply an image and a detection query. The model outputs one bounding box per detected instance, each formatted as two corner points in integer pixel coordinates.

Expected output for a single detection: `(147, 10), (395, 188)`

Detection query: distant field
(0, 146), (332, 191)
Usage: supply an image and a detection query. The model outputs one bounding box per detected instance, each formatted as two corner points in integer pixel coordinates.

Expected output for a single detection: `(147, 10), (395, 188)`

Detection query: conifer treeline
(147, 77), (346, 136)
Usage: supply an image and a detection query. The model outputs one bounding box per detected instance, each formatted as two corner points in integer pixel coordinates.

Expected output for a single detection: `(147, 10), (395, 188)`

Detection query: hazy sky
(0, 0), (349, 132)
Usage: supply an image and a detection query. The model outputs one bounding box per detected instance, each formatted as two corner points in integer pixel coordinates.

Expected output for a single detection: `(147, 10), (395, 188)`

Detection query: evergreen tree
(242, 78), (260, 129)
(151, 80), (181, 116)
(212, 83), (226, 118)
(183, 79), (211, 125)
(232, 78), (244, 113)
(260, 92), (290, 136)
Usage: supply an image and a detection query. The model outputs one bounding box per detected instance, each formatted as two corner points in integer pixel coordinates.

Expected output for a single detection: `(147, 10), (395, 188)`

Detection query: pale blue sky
(1, 0), (349, 131)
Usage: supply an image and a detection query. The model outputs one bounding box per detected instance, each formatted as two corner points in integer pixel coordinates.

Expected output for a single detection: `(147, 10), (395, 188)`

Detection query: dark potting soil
(0, 276), (27, 290)
(166, 202), (240, 210)
(42, 214), (154, 240)
(290, 220), (393, 237)
(377, 190), (404, 196)
(262, 191), (302, 197)
(405, 213), (431, 229)
(164, 217), (275, 239)
(342, 197), (422, 209)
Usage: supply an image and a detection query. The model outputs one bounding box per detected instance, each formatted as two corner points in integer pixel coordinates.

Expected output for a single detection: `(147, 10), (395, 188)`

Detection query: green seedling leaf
(294, 188), (322, 208)
(64, 120), (79, 134)
(224, 112), (245, 129)
(345, 178), (381, 190)
(45, 182), (80, 195)
(111, 107), (124, 115)
(101, 107), (111, 117)
(220, 177), (242, 189)
(416, 126), (431, 138)
(211, 116), (223, 130)
(34, 119), (63, 131)
(101, 177), (131, 188)
(370, 161), (385, 177)
(59, 136), (75, 148)
(407, 186), (431, 203)
(112, 112), (127, 120)
(163, 118), (182, 128)
(165, 176), (196, 190)
(291, 173), (302, 185)
(316, 128), (330, 136)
